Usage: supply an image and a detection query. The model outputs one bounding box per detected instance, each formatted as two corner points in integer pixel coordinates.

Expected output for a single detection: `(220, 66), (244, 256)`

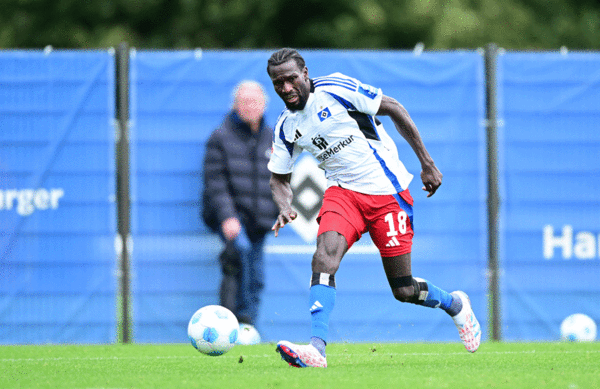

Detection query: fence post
(116, 42), (132, 343)
(485, 43), (501, 341)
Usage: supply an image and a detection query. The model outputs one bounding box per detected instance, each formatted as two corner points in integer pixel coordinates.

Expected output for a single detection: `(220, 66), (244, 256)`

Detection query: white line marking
(1, 349), (597, 362)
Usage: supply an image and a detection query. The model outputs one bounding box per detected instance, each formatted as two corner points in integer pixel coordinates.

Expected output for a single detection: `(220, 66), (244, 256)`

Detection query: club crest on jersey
(317, 107), (331, 122)
(312, 134), (329, 151)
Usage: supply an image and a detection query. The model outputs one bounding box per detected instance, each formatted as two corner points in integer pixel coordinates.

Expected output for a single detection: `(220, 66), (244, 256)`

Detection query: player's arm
(269, 172), (297, 237)
(377, 95), (442, 197)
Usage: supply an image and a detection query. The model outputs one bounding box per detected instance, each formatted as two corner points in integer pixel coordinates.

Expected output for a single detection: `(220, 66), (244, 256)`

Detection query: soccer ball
(560, 313), (597, 342)
(236, 323), (261, 345)
(188, 305), (239, 355)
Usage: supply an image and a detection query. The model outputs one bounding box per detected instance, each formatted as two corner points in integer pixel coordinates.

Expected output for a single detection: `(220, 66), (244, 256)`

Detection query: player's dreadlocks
(267, 48), (306, 75)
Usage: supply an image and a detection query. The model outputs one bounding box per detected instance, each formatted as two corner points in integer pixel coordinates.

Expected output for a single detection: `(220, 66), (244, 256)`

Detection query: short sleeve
(268, 115), (301, 174)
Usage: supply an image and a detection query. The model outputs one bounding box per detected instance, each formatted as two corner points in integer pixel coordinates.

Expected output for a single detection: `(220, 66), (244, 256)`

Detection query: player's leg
(276, 187), (363, 367)
(307, 188), (364, 357)
(308, 228), (348, 356)
(365, 189), (459, 312)
(381, 253), (480, 352)
(276, 230), (347, 368)
(381, 253), (460, 315)
(368, 190), (481, 352)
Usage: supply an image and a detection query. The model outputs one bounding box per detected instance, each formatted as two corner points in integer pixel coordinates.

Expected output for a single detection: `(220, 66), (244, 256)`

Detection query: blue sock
(310, 336), (327, 357)
(415, 278), (454, 313)
(309, 284), (336, 345)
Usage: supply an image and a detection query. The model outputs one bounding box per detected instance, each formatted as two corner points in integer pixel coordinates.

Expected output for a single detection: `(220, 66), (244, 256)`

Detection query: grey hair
(231, 80), (268, 108)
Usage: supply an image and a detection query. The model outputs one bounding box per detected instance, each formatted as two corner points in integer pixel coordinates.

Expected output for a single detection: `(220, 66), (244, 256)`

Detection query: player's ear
(303, 66), (309, 79)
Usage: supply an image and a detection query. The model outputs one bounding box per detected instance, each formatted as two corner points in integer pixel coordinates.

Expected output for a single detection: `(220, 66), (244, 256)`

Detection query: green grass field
(2, 341), (598, 389)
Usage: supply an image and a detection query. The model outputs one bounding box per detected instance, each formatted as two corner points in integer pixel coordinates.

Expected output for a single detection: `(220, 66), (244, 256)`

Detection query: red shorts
(316, 186), (414, 257)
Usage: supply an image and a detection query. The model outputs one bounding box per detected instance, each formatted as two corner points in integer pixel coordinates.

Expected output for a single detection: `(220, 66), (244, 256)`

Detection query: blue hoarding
(499, 52), (600, 340)
(129, 50), (487, 343)
(0, 50), (116, 343)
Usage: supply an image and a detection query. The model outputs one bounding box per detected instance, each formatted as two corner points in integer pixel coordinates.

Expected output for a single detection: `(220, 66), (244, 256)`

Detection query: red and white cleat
(276, 341), (327, 368)
(451, 291), (481, 353)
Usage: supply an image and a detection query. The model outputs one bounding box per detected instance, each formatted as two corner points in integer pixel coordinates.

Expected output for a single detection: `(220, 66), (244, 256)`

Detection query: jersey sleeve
(312, 72), (383, 116)
(267, 114), (301, 174)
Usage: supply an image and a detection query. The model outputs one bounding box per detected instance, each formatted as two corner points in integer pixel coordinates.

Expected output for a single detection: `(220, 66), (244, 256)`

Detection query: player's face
(269, 60), (310, 111)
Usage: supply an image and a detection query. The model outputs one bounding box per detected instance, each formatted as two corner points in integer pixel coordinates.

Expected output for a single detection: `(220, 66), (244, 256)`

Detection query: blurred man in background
(202, 80), (278, 342)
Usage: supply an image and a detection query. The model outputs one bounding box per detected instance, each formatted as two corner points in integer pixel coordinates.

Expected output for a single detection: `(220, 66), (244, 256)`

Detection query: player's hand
(421, 164), (442, 197)
(272, 209), (297, 237)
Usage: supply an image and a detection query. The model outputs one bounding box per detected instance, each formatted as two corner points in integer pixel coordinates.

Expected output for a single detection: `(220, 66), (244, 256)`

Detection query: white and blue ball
(236, 323), (261, 345)
(188, 305), (239, 355)
(560, 313), (597, 342)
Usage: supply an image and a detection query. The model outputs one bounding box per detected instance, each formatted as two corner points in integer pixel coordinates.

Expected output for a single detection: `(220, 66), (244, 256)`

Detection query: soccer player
(266, 48), (481, 368)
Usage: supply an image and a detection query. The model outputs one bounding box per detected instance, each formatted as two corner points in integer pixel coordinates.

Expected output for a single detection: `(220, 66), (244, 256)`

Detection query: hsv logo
(317, 107), (331, 122)
(312, 134), (329, 151)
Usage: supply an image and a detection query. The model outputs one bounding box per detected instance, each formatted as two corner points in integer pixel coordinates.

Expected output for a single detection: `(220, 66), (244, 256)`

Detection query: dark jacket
(202, 111), (278, 241)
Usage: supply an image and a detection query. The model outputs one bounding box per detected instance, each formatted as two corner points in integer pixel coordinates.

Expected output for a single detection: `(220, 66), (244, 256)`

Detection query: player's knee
(388, 276), (421, 303)
(392, 285), (416, 303)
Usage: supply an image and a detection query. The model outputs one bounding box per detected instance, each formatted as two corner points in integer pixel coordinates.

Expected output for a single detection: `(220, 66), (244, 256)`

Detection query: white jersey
(267, 73), (413, 195)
